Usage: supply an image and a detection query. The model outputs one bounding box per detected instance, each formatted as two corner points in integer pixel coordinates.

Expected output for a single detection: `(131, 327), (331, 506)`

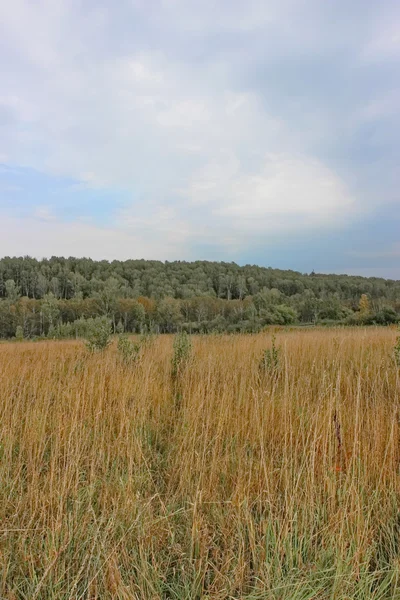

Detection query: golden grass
(0, 328), (399, 599)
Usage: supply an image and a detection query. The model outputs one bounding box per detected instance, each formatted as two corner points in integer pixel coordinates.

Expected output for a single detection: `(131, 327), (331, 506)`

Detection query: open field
(0, 328), (399, 599)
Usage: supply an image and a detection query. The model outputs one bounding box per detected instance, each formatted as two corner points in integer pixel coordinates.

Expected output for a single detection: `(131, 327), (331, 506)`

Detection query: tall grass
(0, 328), (399, 599)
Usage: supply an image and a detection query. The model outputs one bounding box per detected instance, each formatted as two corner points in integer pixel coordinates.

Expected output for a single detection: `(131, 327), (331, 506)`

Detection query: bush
(15, 325), (24, 341)
(374, 307), (399, 325)
(47, 324), (57, 339)
(85, 317), (112, 352)
(57, 322), (74, 338)
(116, 320), (124, 334)
(117, 334), (141, 364)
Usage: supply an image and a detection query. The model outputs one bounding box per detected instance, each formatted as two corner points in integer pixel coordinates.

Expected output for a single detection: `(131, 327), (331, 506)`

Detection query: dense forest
(0, 256), (399, 338)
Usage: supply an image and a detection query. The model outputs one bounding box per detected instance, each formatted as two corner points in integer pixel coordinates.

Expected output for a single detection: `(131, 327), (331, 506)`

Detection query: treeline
(0, 256), (399, 338)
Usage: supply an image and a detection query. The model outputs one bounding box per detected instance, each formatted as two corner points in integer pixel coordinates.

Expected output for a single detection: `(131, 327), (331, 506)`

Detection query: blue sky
(0, 0), (399, 277)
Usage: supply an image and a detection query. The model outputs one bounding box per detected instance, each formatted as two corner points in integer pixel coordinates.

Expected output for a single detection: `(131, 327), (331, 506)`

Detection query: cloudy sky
(1, 0), (399, 277)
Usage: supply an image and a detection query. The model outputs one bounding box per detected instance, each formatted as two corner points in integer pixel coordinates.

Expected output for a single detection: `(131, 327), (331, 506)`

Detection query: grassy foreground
(0, 329), (399, 599)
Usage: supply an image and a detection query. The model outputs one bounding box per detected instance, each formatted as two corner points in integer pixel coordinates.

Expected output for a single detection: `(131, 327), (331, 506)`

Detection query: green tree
(5, 279), (20, 304)
(85, 316), (112, 352)
(117, 298), (145, 332)
(95, 277), (121, 330)
(156, 298), (183, 333)
(41, 293), (60, 333)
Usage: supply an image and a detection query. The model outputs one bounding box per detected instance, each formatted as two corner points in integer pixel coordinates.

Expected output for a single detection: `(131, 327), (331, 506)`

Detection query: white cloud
(0, 214), (188, 261)
(185, 153), (353, 224)
(1, 0), (397, 261)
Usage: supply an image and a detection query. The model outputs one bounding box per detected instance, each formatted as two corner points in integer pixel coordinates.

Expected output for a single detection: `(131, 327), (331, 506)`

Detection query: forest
(0, 255), (399, 338)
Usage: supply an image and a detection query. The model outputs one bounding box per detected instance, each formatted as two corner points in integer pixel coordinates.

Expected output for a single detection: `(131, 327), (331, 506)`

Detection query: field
(0, 328), (399, 599)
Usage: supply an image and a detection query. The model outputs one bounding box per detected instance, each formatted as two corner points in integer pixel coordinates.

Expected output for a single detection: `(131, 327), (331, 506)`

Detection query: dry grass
(0, 328), (399, 599)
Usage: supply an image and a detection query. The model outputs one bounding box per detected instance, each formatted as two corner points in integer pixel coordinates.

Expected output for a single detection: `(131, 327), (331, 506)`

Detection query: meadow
(0, 328), (399, 599)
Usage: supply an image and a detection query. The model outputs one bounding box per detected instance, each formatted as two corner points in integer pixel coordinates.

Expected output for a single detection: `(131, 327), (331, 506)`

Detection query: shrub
(116, 320), (124, 334)
(117, 334), (141, 364)
(374, 307), (399, 325)
(85, 316), (112, 352)
(47, 324), (57, 339)
(15, 325), (24, 341)
(57, 322), (73, 338)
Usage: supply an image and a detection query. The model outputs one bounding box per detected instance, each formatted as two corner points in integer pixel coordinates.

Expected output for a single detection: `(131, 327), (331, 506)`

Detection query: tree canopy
(0, 256), (399, 338)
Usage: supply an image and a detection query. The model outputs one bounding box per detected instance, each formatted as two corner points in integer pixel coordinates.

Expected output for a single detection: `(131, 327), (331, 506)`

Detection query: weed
(140, 327), (158, 347)
(117, 334), (142, 365)
(259, 333), (281, 375)
(171, 330), (192, 381)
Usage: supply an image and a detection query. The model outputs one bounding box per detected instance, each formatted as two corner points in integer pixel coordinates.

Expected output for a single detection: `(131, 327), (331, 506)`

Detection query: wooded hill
(1, 256), (399, 338)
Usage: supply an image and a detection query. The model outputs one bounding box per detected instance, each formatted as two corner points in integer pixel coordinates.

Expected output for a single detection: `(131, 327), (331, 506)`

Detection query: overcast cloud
(1, 0), (399, 275)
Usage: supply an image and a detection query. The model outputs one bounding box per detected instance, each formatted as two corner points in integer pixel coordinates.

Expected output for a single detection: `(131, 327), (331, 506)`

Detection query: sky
(1, 0), (400, 277)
